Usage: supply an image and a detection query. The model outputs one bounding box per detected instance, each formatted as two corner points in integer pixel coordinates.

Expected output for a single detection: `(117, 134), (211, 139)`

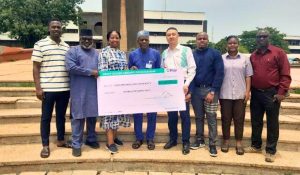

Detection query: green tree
(214, 37), (227, 54)
(239, 27), (290, 53)
(186, 40), (215, 50)
(0, 0), (84, 48)
(214, 37), (249, 54)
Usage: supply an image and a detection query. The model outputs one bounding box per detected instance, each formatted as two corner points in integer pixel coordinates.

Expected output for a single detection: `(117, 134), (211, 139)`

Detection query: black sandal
(40, 146), (50, 158)
(147, 140), (155, 150)
(132, 140), (143, 149)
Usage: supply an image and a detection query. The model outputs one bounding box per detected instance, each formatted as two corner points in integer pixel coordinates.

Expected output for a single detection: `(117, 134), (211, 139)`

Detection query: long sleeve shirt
(65, 45), (99, 119)
(192, 47), (224, 93)
(161, 44), (196, 86)
(250, 45), (291, 95)
(128, 48), (161, 69)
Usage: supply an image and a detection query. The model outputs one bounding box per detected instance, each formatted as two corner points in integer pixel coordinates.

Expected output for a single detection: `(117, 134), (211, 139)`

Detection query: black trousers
(41, 91), (70, 146)
(250, 87), (280, 155)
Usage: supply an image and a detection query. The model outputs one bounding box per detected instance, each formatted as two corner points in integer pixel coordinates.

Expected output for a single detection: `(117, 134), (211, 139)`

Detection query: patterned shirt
(31, 36), (70, 92)
(98, 46), (130, 129)
(219, 53), (253, 99)
(98, 46), (127, 71)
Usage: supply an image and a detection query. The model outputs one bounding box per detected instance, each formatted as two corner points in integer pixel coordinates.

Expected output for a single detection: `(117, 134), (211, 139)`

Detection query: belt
(252, 87), (276, 92)
(196, 84), (211, 88)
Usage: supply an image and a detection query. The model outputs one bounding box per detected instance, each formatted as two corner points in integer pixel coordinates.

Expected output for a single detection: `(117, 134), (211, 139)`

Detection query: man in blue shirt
(128, 30), (161, 150)
(65, 29), (99, 157)
(190, 32), (224, 157)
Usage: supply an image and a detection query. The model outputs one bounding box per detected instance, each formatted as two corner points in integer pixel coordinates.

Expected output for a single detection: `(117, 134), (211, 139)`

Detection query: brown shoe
(244, 146), (262, 153)
(221, 143), (229, 153)
(265, 153), (275, 162)
(40, 146), (50, 158)
(236, 146), (244, 155)
(57, 140), (72, 148)
(147, 140), (155, 150)
(132, 140), (143, 149)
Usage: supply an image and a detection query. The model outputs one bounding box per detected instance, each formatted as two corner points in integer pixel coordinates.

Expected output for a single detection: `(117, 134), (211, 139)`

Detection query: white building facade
(0, 10), (206, 50)
(144, 11), (207, 51)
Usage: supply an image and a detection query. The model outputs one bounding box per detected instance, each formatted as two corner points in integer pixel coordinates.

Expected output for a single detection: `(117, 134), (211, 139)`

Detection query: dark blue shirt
(192, 47), (224, 93)
(128, 48), (161, 69)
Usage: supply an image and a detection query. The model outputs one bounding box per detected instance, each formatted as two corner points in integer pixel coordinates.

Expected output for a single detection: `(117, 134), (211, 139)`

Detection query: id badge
(146, 61), (153, 69)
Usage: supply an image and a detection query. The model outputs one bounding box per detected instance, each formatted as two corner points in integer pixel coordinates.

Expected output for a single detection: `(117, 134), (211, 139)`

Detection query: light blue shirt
(219, 53), (253, 99)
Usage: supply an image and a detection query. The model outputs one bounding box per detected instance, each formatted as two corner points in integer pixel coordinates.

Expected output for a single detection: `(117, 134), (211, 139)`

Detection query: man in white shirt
(161, 27), (196, 155)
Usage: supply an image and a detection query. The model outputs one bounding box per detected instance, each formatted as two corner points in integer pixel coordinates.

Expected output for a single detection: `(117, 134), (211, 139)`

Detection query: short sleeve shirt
(219, 53), (253, 99)
(31, 36), (70, 92)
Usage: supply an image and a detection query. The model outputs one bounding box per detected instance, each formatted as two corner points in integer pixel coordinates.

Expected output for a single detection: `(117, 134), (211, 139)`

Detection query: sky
(80, 0), (300, 42)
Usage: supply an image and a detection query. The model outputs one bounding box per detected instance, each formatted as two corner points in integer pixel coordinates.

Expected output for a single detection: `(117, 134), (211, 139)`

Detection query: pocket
(266, 57), (278, 71)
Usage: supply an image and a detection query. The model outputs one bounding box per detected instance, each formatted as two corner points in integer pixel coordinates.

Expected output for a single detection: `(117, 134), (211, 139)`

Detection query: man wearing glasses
(245, 29), (291, 163)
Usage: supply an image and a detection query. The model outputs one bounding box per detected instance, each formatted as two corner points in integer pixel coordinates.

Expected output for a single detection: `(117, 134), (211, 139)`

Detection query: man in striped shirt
(32, 19), (70, 158)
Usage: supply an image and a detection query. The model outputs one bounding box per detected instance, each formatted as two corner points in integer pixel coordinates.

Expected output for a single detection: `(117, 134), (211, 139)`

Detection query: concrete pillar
(102, 0), (144, 51)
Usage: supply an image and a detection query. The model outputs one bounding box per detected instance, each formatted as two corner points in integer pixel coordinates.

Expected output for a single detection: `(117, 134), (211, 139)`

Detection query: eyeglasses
(256, 35), (269, 39)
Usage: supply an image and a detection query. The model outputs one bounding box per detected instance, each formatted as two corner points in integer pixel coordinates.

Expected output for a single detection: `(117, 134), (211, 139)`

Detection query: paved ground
(2, 170), (234, 175)
(0, 60), (299, 88)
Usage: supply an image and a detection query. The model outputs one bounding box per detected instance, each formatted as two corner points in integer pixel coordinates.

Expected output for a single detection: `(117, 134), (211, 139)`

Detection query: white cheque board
(97, 68), (185, 116)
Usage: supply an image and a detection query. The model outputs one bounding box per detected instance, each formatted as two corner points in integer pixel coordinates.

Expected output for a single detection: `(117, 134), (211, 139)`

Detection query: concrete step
(0, 87), (35, 97)
(285, 93), (300, 103)
(0, 122), (299, 152)
(0, 143), (299, 175)
(0, 97), (40, 109)
(0, 97), (299, 115)
(0, 87), (299, 103)
(1, 108), (299, 131)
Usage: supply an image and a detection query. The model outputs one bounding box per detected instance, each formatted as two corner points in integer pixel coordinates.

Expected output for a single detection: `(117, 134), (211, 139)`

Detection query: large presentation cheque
(97, 68), (185, 116)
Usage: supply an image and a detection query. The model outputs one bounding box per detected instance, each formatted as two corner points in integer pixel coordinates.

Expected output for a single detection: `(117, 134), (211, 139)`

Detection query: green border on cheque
(99, 68), (165, 76)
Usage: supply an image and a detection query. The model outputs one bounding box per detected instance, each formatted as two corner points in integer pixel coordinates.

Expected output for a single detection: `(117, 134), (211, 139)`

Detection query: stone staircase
(0, 87), (300, 175)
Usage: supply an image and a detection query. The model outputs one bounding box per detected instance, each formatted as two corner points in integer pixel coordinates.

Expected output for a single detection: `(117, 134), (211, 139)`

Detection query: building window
(94, 22), (102, 35)
(144, 19), (202, 25)
(287, 39), (300, 46)
(149, 32), (197, 37)
(290, 49), (300, 54)
(63, 29), (78, 33)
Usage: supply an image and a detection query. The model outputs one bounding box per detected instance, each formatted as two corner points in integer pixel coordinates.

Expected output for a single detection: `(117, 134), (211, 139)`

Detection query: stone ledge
(0, 143), (299, 175)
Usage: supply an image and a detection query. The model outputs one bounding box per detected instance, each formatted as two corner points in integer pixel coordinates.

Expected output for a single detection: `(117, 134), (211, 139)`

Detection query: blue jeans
(191, 87), (218, 146)
(133, 113), (157, 141)
(71, 117), (97, 149)
(167, 102), (191, 144)
(40, 91), (70, 146)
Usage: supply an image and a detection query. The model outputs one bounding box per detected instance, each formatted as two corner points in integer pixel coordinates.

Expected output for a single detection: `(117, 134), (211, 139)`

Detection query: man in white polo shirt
(32, 19), (70, 158)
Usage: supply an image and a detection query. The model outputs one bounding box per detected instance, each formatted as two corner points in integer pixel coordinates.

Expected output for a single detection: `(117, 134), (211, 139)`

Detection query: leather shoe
(163, 140), (177, 149)
(72, 147), (81, 157)
(182, 143), (190, 155)
(221, 143), (229, 153)
(147, 140), (155, 150)
(85, 141), (100, 149)
(132, 140), (143, 149)
(236, 146), (244, 155)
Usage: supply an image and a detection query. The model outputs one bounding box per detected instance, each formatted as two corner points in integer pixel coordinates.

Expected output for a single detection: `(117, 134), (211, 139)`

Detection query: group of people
(32, 19), (291, 163)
